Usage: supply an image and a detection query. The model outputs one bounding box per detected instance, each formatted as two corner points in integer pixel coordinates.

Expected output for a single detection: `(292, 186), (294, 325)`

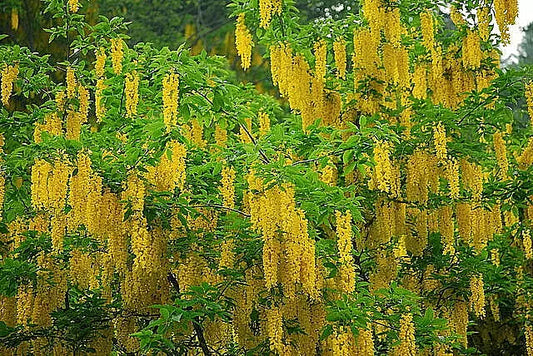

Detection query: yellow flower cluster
(396, 313), (416, 356)
(68, 0), (79, 13)
(95, 47), (106, 78)
(446, 159), (460, 199)
(235, 13), (254, 70)
(95, 78), (106, 121)
(31, 158), (71, 212)
(461, 160), (484, 201)
(384, 8), (402, 45)
(266, 306), (285, 354)
(357, 328), (374, 355)
(382, 43), (409, 88)
(493, 131), (509, 178)
(11, 8), (18, 31)
(78, 84), (89, 123)
(420, 10), (435, 50)
(333, 38), (346, 79)
(1, 63), (19, 106)
(110, 38), (124, 75)
(405, 150), (439, 204)
(462, 30), (482, 69)
(478, 6), (491, 41)
(451, 301), (469, 347)
(433, 122), (447, 161)
(125, 72), (139, 117)
(69, 152), (99, 230)
(450, 6), (465, 27)
(162, 72), (180, 130)
(248, 177), (316, 297)
(34, 113), (62, 143)
(66, 66), (77, 98)
(270, 42), (331, 130)
(319, 163), (337, 186)
(526, 324), (533, 356)
(258, 111), (270, 136)
(526, 82), (533, 126)
(470, 274), (486, 318)
(146, 141), (187, 192)
(70, 249), (98, 290)
(494, 0), (518, 44)
(239, 117), (253, 144)
(517, 138), (533, 166)
(220, 166), (236, 209)
(335, 210), (355, 293)
(188, 119), (207, 147)
(412, 65), (427, 99)
(55, 90), (66, 112)
(524, 229), (533, 260)
(214, 125), (227, 148)
(314, 39), (327, 82)
(372, 140), (393, 193)
(66, 110), (82, 140)
(259, 0), (282, 28)
(219, 239), (234, 268)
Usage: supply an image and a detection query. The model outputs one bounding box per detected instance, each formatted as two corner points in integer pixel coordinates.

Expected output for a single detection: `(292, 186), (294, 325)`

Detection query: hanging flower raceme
(420, 10), (435, 50)
(333, 38), (346, 79)
(55, 90), (66, 112)
(0, 136), (4, 217)
(477, 6), (491, 41)
(66, 66), (77, 99)
(1, 63), (19, 106)
(494, 0), (518, 44)
(259, 0), (282, 28)
(34, 113), (62, 143)
(470, 274), (486, 318)
(11, 8), (18, 31)
(412, 64), (427, 99)
(462, 30), (482, 69)
(526, 324), (533, 356)
(313, 39), (327, 82)
(266, 306), (285, 354)
(95, 79), (106, 121)
(523, 229), (533, 260)
(335, 210), (355, 293)
(433, 122), (447, 161)
(110, 38), (124, 75)
(162, 72), (179, 131)
(247, 176), (316, 297)
(526, 82), (533, 126)
(146, 140), (187, 192)
(258, 111), (270, 136)
(235, 13), (254, 70)
(493, 131), (509, 178)
(125, 71), (139, 118)
(395, 313), (416, 356)
(66, 111), (82, 140)
(76, 86), (89, 126)
(443, 160), (458, 202)
(220, 166), (236, 209)
(95, 47), (106, 78)
(371, 140), (394, 194)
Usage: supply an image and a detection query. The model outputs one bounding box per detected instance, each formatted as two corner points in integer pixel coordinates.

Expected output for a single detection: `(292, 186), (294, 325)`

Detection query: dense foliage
(1, 0), (533, 355)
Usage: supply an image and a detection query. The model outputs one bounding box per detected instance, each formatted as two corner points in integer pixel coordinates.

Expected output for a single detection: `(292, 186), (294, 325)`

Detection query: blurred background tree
(515, 22), (533, 65)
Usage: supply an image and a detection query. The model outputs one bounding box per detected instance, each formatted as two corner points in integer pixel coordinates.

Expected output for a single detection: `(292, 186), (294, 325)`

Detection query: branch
(167, 272), (212, 356)
(191, 204), (250, 218)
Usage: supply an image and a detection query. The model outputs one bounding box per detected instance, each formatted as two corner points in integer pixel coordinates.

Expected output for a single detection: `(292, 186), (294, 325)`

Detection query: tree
(0, 0), (533, 355)
(515, 22), (533, 65)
